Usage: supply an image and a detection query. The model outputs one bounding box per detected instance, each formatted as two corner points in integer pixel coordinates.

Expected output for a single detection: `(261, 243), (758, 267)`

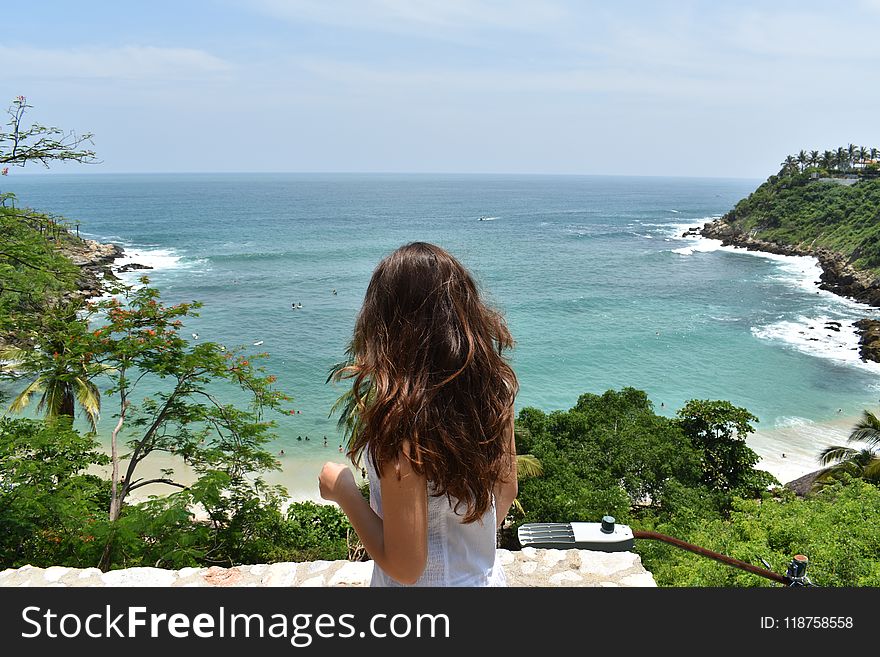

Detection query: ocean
(4, 173), (880, 496)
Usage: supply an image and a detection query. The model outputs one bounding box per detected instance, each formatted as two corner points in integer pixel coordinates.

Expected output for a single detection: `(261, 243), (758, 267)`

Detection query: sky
(2, 0), (879, 178)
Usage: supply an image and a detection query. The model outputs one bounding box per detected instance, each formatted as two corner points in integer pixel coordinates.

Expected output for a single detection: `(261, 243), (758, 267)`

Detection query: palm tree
(809, 150), (820, 169)
(870, 147), (878, 163)
(821, 150), (835, 171)
(816, 410), (880, 486)
(847, 143), (858, 170)
(1, 345), (101, 432)
(836, 147), (848, 172)
(0, 302), (102, 431)
(857, 146), (869, 168)
(779, 155), (797, 176)
(797, 150), (808, 171)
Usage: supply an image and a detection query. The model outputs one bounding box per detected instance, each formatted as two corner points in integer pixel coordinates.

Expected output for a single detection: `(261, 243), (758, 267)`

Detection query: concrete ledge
(0, 549), (655, 587)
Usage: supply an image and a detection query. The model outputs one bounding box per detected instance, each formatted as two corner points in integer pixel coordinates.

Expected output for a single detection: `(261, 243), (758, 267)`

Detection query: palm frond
(818, 445), (857, 466)
(0, 346), (30, 364)
(73, 377), (101, 431)
(862, 458), (880, 483)
(8, 377), (44, 413)
(39, 378), (70, 418)
(849, 409), (880, 448)
(516, 454), (543, 479)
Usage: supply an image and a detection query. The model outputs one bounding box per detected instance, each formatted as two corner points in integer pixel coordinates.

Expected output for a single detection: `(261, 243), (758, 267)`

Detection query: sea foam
(113, 246), (209, 279)
(751, 316), (880, 375)
(663, 218), (880, 373)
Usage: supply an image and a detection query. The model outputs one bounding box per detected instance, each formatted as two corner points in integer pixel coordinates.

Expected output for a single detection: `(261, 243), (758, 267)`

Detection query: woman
(318, 242), (519, 586)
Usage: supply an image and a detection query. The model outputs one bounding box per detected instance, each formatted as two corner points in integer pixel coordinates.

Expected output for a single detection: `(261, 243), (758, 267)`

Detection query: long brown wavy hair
(338, 242), (518, 522)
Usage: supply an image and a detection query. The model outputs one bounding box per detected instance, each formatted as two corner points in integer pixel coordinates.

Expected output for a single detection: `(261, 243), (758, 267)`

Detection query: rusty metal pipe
(632, 530), (790, 585)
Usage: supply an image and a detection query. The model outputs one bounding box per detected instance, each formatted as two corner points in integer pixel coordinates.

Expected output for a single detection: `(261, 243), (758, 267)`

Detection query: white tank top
(365, 452), (506, 587)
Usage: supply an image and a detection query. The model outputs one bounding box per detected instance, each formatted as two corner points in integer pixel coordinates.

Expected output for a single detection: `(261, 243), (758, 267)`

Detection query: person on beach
(318, 242), (519, 586)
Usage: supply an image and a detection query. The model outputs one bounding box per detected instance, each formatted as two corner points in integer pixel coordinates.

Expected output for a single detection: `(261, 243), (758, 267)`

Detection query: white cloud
(0, 45), (233, 81)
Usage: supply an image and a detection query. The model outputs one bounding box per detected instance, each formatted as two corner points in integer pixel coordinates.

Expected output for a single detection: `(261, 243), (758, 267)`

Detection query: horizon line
(6, 169), (765, 181)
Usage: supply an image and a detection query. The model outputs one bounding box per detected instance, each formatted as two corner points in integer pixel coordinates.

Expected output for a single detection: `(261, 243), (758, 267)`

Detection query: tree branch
(126, 478), (187, 493)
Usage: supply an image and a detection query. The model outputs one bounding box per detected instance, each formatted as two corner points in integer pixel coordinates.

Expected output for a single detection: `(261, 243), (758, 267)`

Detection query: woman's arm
(319, 446), (428, 585)
(493, 414), (518, 529)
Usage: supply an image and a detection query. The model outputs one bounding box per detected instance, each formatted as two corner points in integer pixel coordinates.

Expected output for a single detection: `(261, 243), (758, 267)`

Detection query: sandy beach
(90, 450), (353, 507)
(747, 412), (863, 484)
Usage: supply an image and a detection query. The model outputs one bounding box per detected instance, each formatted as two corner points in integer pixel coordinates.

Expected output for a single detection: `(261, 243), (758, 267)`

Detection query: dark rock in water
(807, 337), (819, 341)
(825, 325), (840, 332)
(117, 262), (154, 273)
(58, 239), (126, 302)
(854, 318), (880, 363)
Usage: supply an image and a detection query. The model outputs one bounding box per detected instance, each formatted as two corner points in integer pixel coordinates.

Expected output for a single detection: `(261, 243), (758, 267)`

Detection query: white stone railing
(0, 549), (655, 587)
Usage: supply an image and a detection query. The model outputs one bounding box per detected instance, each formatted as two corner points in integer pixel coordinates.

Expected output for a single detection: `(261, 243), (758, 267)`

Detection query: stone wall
(0, 549), (655, 587)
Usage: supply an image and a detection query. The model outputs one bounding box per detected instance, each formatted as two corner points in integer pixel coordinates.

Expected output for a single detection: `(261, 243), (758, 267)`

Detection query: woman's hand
(318, 462), (358, 503)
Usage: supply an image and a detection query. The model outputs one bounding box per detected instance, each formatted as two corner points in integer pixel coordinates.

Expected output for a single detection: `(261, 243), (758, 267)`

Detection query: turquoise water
(4, 173), (880, 491)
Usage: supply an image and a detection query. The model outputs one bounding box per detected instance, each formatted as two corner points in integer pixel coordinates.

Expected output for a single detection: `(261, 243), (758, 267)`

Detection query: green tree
(836, 146), (848, 171)
(676, 399), (777, 496)
(779, 155), (797, 176)
(0, 416), (109, 567)
(511, 389), (712, 535)
(0, 96), (96, 173)
(0, 97), (97, 340)
(53, 279), (294, 569)
(821, 150), (835, 170)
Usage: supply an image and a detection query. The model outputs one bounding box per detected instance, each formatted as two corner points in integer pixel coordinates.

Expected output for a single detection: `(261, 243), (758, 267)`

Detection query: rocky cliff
(695, 219), (880, 362)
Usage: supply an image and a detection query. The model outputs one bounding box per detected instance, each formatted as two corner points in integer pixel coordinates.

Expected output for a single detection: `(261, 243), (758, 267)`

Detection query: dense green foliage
(0, 206), (81, 335)
(0, 416), (109, 567)
(724, 170), (880, 273)
(0, 413), (352, 569)
(511, 389), (777, 531)
(638, 479), (880, 587)
(510, 391), (880, 587)
(777, 144), (878, 178)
